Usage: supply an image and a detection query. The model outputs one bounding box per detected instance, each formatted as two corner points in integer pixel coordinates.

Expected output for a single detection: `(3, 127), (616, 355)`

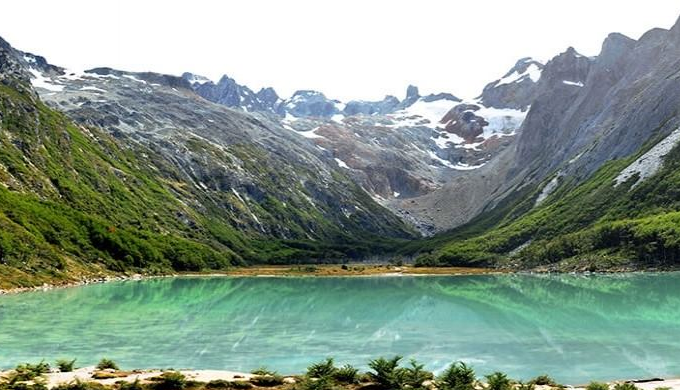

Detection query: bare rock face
(343, 96), (400, 116)
(478, 57), (544, 110)
(441, 104), (488, 142)
(14, 51), (415, 241)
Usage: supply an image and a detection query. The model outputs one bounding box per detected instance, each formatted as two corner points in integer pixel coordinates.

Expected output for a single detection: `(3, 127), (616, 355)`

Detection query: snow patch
(282, 123), (324, 139)
(535, 175), (560, 206)
(394, 99), (455, 128)
(28, 69), (64, 92)
(496, 63), (542, 87)
(79, 86), (106, 93)
(186, 74), (212, 85)
(432, 133), (464, 149)
(563, 80), (584, 87)
(614, 128), (680, 189)
(334, 158), (350, 169)
(427, 150), (483, 170)
(474, 106), (526, 138)
(568, 152), (585, 164)
(122, 74), (147, 84)
(331, 114), (344, 123)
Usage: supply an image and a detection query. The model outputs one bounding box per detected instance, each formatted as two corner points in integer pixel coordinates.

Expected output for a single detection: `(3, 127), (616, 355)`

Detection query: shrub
(96, 359), (119, 371)
(250, 368), (276, 376)
(586, 383), (609, 390)
(516, 382), (535, 390)
(228, 382), (253, 390)
(119, 380), (144, 390)
(1, 381), (48, 390)
(437, 362), (476, 390)
(307, 358), (337, 379)
(53, 380), (106, 390)
(205, 381), (252, 390)
(332, 365), (359, 384)
(529, 375), (557, 387)
(250, 375), (283, 388)
(399, 359), (433, 389)
(367, 356), (403, 390)
(299, 377), (336, 390)
(56, 359), (77, 373)
(11, 361), (51, 381)
(613, 384), (639, 390)
(153, 372), (186, 390)
(205, 380), (231, 389)
(485, 372), (512, 390)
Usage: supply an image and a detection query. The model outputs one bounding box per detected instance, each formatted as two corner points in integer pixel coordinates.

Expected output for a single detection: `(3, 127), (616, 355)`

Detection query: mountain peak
(477, 57), (544, 110)
(182, 72), (212, 86)
(405, 85), (420, 100)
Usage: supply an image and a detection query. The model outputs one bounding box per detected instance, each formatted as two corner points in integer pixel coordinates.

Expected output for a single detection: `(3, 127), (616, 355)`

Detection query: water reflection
(1, 274), (679, 383)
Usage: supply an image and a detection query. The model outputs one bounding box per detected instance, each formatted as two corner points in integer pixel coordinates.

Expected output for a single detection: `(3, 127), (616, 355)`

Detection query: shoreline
(1, 264), (678, 296)
(2, 366), (679, 390)
(0, 264), (497, 296)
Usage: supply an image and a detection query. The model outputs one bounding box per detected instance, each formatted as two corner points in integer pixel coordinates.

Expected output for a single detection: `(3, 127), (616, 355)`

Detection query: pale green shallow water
(1, 274), (680, 383)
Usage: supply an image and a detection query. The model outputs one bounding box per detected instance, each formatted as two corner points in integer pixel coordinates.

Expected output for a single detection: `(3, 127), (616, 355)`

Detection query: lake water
(1, 274), (680, 383)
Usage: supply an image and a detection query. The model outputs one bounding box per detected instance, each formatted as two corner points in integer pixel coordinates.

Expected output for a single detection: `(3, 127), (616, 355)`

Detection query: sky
(2, 1), (680, 101)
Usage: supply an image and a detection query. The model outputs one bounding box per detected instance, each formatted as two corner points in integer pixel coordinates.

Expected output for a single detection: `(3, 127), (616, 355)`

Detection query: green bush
(153, 372), (186, 390)
(529, 375), (558, 387)
(53, 380), (106, 390)
(0, 381), (48, 390)
(205, 381), (252, 390)
(332, 365), (359, 384)
(249, 375), (283, 388)
(307, 358), (337, 379)
(485, 372), (512, 390)
(250, 368), (276, 376)
(516, 382), (535, 390)
(119, 379), (144, 390)
(399, 359), (433, 389)
(613, 384), (639, 390)
(437, 362), (476, 390)
(56, 359), (77, 373)
(227, 382), (253, 390)
(299, 377), (336, 390)
(586, 383), (610, 390)
(96, 359), (119, 371)
(367, 356), (403, 390)
(11, 361), (51, 382)
(205, 380), (231, 389)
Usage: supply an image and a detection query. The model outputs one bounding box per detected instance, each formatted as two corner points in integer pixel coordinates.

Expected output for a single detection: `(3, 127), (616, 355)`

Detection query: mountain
(183, 72), (283, 114)
(3, 13), (680, 286)
(0, 37), (416, 288)
(185, 61), (540, 235)
(407, 15), (680, 271)
(477, 57), (543, 110)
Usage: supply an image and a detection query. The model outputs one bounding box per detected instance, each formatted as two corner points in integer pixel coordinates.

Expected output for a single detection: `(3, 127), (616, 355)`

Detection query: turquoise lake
(1, 274), (680, 384)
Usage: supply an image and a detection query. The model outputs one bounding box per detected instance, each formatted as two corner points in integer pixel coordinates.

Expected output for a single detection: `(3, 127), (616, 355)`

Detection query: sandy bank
(2, 367), (679, 390)
(0, 265), (496, 295)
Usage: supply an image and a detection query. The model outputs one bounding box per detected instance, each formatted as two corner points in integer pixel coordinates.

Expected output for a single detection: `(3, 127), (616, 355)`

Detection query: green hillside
(0, 79), (409, 289)
(408, 128), (680, 271)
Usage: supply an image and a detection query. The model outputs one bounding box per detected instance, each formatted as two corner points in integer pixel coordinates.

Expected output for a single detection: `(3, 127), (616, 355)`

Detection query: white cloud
(2, 0), (679, 101)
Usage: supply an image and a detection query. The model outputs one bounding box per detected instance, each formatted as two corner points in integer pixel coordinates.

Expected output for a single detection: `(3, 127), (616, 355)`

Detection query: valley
(1, 14), (680, 288)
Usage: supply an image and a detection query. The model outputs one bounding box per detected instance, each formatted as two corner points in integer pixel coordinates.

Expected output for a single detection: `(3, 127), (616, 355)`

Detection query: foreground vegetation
(0, 357), (666, 390)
